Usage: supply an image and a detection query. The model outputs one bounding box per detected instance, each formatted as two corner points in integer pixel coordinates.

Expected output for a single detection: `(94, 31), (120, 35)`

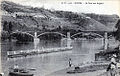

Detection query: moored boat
(9, 68), (34, 76)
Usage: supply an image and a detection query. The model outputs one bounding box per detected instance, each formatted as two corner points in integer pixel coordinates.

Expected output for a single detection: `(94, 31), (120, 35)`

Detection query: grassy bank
(67, 61), (109, 74)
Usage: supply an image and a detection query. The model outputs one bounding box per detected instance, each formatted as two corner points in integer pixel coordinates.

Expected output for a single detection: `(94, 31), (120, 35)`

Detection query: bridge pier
(34, 32), (39, 49)
(67, 32), (72, 47)
(103, 32), (109, 50)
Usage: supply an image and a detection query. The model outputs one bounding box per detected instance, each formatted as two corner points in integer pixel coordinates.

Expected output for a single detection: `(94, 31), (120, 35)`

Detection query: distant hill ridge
(1, 1), (119, 32)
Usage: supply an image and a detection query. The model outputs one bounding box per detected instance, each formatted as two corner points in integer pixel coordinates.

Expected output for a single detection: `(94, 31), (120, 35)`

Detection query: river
(1, 38), (118, 76)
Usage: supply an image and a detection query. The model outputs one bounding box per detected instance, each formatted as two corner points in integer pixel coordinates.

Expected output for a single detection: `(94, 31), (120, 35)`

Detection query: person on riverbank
(107, 54), (118, 76)
(111, 54), (117, 63)
(13, 64), (19, 72)
(68, 58), (72, 67)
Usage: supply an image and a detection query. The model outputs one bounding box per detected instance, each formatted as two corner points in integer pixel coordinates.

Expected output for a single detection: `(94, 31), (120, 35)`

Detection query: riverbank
(95, 47), (120, 61)
(47, 60), (120, 76)
(46, 61), (110, 76)
(67, 61), (109, 74)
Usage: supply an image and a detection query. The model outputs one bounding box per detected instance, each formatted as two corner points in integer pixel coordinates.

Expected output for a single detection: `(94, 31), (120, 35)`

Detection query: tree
(56, 26), (61, 31)
(114, 19), (120, 41)
(3, 21), (13, 32)
(8, 22), (13, 41)
(3, 21), (8, 31)
(8, 22), (13, 32)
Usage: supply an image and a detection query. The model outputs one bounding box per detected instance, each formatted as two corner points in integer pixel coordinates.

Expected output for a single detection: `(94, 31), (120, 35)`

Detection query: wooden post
(0, 27), (3, 74)
(0, 44), (3, 76)
(0, 12), (3, 76)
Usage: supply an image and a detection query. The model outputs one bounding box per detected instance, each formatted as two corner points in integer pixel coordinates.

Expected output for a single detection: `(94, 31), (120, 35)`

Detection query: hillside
(50, 11), (113, 31)
(85, 13), (119, 30)
(1, 1), (119, 32)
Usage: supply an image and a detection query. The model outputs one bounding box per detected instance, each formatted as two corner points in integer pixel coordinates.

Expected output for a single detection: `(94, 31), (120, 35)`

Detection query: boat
(9, 68), (34, 76)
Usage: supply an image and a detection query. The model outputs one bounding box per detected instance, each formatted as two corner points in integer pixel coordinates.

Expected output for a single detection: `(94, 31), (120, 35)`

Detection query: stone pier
(34, 32), (39, 49)
(103, 32), (108, 50)
(67, 32), (72, 47)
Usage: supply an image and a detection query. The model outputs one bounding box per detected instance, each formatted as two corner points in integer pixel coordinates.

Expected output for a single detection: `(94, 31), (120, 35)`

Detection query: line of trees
(3, 21), (13, 32)
(2, 21), (13, 41)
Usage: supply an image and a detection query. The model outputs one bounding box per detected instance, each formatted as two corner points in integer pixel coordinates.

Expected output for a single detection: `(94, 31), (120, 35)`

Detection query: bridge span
(9, 31), (114, 41)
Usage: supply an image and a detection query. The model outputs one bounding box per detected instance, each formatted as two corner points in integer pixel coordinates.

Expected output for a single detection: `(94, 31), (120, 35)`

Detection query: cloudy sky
(4, 0), (120, 16)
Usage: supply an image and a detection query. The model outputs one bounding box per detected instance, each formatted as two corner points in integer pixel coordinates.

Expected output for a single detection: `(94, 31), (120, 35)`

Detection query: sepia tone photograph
(0, 0), (120, 76)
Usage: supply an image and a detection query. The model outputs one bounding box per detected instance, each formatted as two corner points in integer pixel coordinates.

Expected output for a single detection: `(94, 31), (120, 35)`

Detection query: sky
(3, 0), (120, 16)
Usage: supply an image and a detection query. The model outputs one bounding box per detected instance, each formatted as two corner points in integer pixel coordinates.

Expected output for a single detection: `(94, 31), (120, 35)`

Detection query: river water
(1, 38), (118, 76)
